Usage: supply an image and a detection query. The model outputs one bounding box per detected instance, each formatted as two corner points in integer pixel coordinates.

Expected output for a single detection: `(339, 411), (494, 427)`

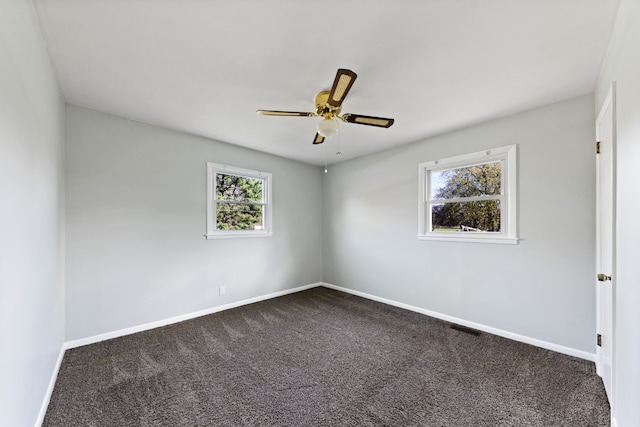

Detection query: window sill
(205, 232), (273, 240)
(418, 234), (518, 245)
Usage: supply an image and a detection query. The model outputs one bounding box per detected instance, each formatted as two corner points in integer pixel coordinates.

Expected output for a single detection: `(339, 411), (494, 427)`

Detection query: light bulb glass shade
(317, 118), (339, 138)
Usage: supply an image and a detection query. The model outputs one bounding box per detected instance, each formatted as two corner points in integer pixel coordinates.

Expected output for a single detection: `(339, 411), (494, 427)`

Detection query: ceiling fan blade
(327, 69), (357, 107)
(342, 114), (394, 128)
(256, 110), (315, 117)
(312, 133), (325, 145)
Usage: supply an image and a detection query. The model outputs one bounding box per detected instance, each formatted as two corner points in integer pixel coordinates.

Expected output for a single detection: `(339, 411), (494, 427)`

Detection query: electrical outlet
(219, 286), (226, 296)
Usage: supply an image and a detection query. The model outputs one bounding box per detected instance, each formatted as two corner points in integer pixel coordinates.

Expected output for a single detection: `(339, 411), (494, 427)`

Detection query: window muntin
(418, 145), (517, 244)
(206, 163), (272, 239)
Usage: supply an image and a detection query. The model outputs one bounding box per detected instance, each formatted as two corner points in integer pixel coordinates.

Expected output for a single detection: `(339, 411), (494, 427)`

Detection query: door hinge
(597, 334), (602, 347)
(596, 141), (601, 154)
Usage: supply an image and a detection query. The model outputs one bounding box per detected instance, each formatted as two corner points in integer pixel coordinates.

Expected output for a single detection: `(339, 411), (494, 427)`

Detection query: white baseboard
(320, 282), (595, 361)
(65, 280), (597, 359)
(35, 344), (66, 427)
(64, 282), (321, 350)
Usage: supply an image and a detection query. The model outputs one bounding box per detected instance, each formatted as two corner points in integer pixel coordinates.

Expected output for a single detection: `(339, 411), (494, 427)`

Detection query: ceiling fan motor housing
(315, 91), (341, 119)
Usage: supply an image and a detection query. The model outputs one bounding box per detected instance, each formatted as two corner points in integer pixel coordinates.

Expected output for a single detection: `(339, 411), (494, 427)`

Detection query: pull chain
(324, 142), (328, 173)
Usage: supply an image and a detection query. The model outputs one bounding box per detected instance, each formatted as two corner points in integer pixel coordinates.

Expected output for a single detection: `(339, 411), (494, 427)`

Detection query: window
(418, 145), (517, 244)
(206, 163), (272, 239)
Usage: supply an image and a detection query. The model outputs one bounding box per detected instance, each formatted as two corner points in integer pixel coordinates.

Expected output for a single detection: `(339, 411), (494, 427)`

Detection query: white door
(595, 85), (615, 403)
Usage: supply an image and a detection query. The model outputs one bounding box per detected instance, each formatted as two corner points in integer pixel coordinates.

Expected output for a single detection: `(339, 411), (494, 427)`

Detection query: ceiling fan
(257, 69), (394, 145)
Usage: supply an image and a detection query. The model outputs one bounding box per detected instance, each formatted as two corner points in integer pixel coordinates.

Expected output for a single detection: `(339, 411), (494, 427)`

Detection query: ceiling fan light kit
(317, 118), (339, 138)
(257, 69), (394, 145)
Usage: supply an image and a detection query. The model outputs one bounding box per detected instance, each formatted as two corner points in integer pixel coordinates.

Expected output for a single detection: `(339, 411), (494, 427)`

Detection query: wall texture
(596, 0), (640, 424)
(65, 105), (323, 341)
(323, 94), (596, 354)
(0, 1), (65, 426)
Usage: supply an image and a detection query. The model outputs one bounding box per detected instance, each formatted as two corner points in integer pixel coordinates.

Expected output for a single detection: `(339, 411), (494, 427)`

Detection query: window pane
(431, 162), (501, 200)
(431, 200), (501, 232)
(216, 203), (263, 230)
(216, 173), (263, 202)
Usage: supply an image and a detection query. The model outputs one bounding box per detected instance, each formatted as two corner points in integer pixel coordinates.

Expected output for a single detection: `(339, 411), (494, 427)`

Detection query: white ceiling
(34, 0), (620, 166)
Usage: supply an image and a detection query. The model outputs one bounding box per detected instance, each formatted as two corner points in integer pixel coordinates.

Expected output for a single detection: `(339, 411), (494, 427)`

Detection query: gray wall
(0, 1), (65, 426)
(323, 94), (596, 353)
(596, 0), (640, 424)
(65, 105), (323, 341)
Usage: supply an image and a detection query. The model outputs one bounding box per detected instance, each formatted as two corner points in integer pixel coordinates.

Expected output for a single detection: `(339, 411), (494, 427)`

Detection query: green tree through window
(431, 162), (501, 232)
(215, 173), (264, 230)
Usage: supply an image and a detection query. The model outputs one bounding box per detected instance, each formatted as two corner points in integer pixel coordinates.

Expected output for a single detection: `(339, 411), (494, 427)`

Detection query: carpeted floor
(44, 287), (610, 426)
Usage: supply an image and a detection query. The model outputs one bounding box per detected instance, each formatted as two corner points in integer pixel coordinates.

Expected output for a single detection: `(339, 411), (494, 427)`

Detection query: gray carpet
(44, 287), (610, 426)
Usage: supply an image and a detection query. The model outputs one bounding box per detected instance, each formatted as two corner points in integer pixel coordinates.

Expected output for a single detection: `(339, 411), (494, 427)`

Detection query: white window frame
(206, 162), (273, 239)
(418, 145), (518, 244)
